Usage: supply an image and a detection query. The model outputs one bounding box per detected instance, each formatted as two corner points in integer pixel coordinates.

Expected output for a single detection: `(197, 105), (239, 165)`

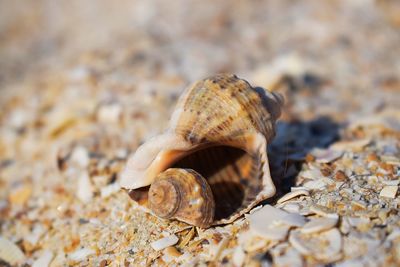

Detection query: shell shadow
(265, 116), (341, 203)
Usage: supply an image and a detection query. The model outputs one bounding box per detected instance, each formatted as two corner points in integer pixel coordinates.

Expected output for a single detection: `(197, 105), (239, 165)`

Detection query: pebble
(379, 185), (398, 198)
(151, 234), (179, 251)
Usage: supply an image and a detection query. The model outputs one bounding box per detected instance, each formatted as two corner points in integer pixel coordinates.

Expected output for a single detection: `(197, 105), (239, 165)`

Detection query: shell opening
(171, 145), (262, 221)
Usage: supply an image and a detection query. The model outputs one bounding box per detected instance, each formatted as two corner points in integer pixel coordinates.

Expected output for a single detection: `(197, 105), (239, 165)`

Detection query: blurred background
(1, 0), (399, 176)
(1, 0), (399, 89)
(0, 1), (399, 265)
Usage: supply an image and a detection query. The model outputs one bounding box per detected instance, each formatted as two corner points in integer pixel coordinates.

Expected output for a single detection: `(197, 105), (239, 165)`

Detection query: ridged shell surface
(170, 74), (282, 146)
(121, 74), (283, 226)
(149, 168), (215, 228)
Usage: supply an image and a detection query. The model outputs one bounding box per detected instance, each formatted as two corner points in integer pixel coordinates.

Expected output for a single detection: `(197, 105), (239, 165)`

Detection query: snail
(120, 74), (283, 228)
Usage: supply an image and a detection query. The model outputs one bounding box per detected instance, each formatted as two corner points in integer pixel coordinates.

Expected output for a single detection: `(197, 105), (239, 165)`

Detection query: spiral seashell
(148, 168), (215, 228)
(120, 74), (283, 227)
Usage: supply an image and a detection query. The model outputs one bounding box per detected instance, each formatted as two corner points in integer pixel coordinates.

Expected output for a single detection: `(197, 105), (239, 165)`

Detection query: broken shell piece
(300, 169), (323, 180)
(277, 189), (309, 204)
(300, 217), (338, 234)
(32, 250), (54, 267)
(311, 148), (343, 163)
(70, 146), (90, 168)
(270, 243), (304, 267)
(232, 246), (246, 267)
(250, 224), (290, 241)
(303, 179), (331, 190)
(280, 203), (301, 213)
(77, 171), (94, 203)
(309, 205), (338, 219)
(162, 246), (182, 263)
(0, 236), (25, 265)
(97, 103), (122, 123)
(247, 205), (306, 240)
(289, 228), (342, 262)
(8, 184), (32, 206)
(68, 248), (95, 262)
(331, 138), (371, 152)
(121, 74), (283, 227)
(379, 185), (398, 199)
(25, 224), (46, 246)
(151, 234), (179, 251)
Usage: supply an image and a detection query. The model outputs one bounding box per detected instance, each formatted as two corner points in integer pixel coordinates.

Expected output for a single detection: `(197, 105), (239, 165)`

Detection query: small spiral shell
(148, 168), (215, 228)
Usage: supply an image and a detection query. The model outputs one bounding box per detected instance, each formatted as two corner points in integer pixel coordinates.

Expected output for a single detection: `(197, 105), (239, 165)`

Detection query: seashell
(148, 168), (215, 228)
(120, 74), (283, 227)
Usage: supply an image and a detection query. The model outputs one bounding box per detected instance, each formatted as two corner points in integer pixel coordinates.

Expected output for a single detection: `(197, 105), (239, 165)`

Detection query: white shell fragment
(247, 205), (306, 240)
(277, 189), (309, 204)
(68, 248), (96, 262)
(331, 138), (371, 151)
(32, 250), (54, 267)
(232, 246), (246, 267)
(25, 224), (46, 246)
(100, 183), (120, 198)
(379, 185), (398, 199)
(77, 171), (94, 203)
(289, 228), (342, 261)
(70, 146), (90, 168)
(309, 205), (339, 219)
(300, 217), (338, 234)
(271, 243), (304, 267)
(150, 234), (179, 251)
(0, 237), (25, 265)
(303, 179), (331, 190)
(301, 169), (323, 180)
(97, 103), (122, 123)
(311, 148), (343, 163)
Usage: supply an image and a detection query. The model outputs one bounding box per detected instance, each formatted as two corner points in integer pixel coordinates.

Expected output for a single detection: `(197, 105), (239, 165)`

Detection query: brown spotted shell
(148, 168), (215, 228)
(120, 74), (283, 227)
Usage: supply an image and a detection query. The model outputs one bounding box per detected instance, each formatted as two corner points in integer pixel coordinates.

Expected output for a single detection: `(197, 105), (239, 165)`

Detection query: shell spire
(120, 74), (283, 227)
(148, 168), (215, 228)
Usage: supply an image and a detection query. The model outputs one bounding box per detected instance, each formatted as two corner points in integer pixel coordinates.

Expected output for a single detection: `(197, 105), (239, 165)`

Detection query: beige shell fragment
(0, 236), (25, 265)
(247, 205), (306, 240)
(120, 74), (283, 225)
(151, 234), (179, 251)
(300, 217), (338, 234)
(289, 228), (342, 262)
(277, 189), (310, 204)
